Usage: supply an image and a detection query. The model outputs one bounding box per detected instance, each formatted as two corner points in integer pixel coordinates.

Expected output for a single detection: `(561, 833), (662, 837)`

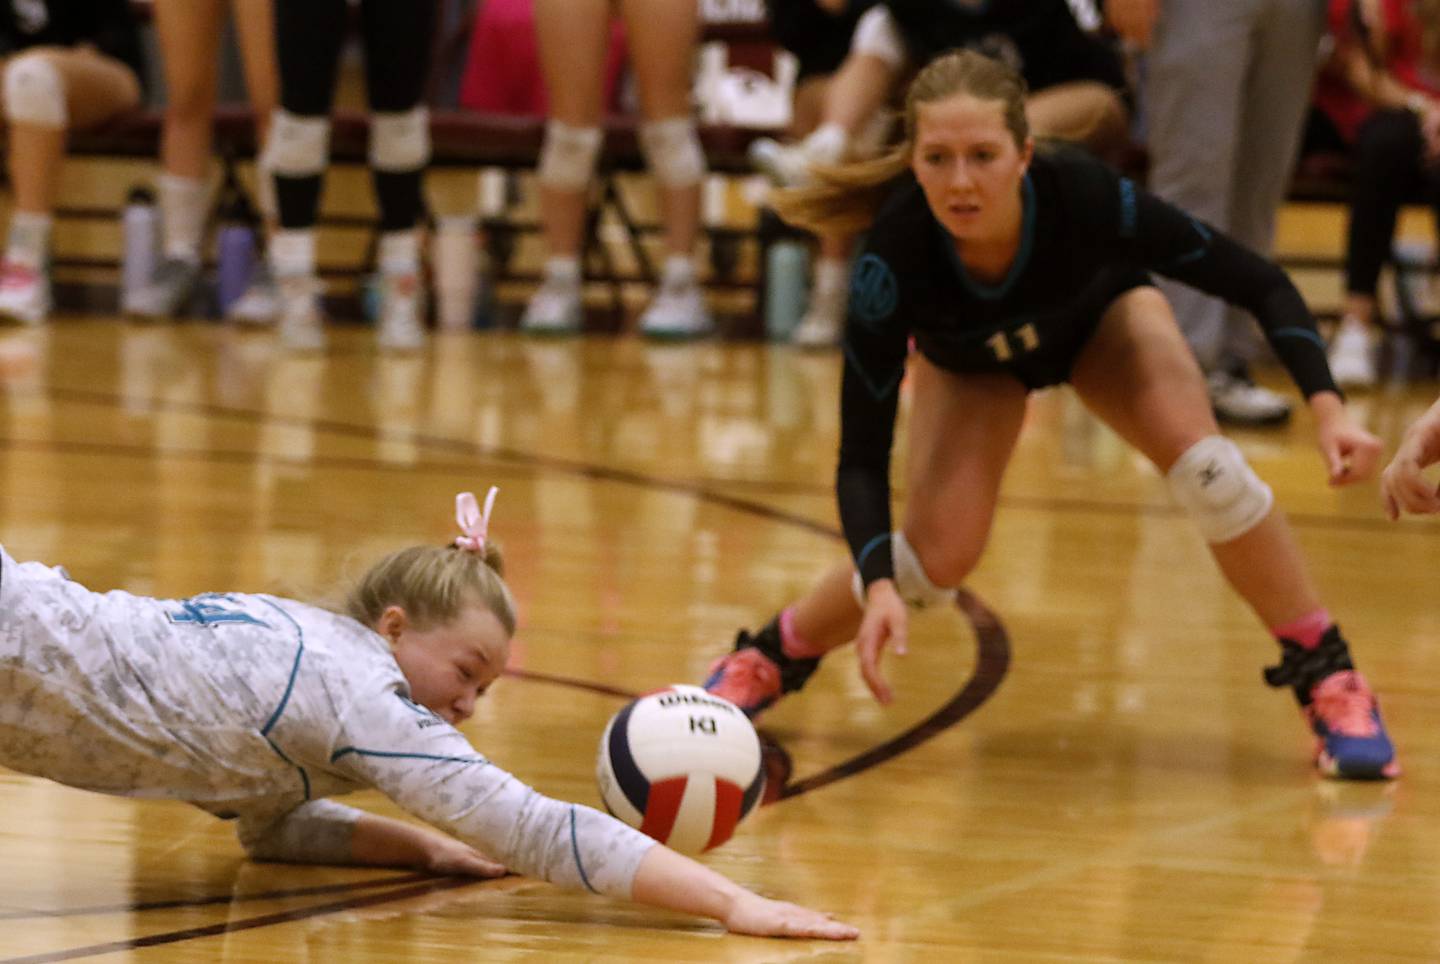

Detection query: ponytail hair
(346, 543), (517, 637)
(771, 49), (1030, 236)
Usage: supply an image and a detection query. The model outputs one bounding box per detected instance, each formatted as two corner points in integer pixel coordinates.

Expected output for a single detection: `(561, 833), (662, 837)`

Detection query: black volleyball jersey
(883, 0), (1125, 93)
(839, 143), (1336, 588)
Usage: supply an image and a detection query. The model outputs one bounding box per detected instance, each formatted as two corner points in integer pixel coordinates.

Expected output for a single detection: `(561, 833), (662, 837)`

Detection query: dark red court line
(506, 589), (1009, 806)
(0, 877), (479, 964)
(0, 873), (431, 921)
(775, 587), (1010, 800)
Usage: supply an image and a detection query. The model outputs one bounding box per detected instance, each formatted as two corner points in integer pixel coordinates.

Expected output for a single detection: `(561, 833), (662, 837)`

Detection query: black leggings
(273, 0), (437, 232)
(1345, 108), (1440, 298)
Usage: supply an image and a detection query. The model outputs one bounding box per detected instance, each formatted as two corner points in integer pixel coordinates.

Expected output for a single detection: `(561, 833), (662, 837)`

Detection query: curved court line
(775, 588), (1010, 800)
(512, 588), (1011, 806)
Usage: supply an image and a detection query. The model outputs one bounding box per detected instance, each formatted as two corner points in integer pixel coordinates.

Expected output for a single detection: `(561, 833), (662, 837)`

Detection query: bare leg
(822, 53), (898, 137)
(620, 0), (701, 256)
(1342, 292), (1377, 327)
(533, 0), (611, 258)
(788, 358), (1030, 651)
(231, 0), (279, 147)
(1069, 287), (1323, 628)
(5, 48), (140, 214)
(154, 0), (225, 180)
(789, 76), (830, 139)
(1025, 81), (1130, 165)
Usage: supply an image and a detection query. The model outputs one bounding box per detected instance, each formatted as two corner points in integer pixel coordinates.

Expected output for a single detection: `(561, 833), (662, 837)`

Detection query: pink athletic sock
(1270, 609), (1333, 650)
(780, 606), (827, 659)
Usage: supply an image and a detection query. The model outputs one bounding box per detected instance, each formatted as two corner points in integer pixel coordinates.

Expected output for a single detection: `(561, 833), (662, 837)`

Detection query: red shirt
(1315, 0), (1440, 143)
(458, 0), (629, 117)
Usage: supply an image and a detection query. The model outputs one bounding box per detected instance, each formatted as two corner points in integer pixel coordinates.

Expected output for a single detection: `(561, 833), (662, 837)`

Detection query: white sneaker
(748, 137), (816, 188)
(791, 269), (848, 348)
(639, 276), (713, 339)
(126, 258), (203, 319)
(1207, 368), (1292, 426)
(376, 272), (427, 351)
(0, 261), (51, 325)
(225, 264), (279, 326)
(1327, 316), (1378, 389)
(520, 274), (583, 335)
(276, 276), (326, 352)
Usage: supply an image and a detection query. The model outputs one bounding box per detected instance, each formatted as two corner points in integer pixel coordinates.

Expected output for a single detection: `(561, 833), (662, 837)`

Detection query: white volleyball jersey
(0, 546), (654, 898)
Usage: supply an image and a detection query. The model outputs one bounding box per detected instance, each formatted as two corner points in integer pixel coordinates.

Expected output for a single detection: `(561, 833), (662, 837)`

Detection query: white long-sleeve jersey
(0, 546), (654, 898)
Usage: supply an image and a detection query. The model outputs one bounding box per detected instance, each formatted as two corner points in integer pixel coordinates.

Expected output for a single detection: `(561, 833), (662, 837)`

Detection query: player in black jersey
(706, 50), (1399, 780)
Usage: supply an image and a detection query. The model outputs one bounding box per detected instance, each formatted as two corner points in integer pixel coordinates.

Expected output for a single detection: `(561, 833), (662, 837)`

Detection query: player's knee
(901, 528), (980, 595)
(370, 106), (430, 172)
(263, 109), (331, 177)
(850, 530), (961, 610)
(852, 6), (907, 71)
(638, 116), (705, 189)
(1166, 435), (1274, 543)
(4, 54), (66, 129)
(537, 119), (602, 190)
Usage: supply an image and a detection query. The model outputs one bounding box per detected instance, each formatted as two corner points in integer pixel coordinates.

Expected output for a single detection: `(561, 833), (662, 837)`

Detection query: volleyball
(596, 684), (765, 854)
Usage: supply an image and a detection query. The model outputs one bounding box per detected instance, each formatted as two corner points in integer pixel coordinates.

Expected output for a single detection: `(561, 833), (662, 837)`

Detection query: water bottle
(764, 238), (809, 341)
(120, 186), (159, 313)
(215, 169), (259, 316)
(432, 215), (478, 331)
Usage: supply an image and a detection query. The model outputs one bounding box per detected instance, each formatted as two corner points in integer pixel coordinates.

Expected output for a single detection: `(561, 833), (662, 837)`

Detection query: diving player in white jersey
(0, 488), (858, 941)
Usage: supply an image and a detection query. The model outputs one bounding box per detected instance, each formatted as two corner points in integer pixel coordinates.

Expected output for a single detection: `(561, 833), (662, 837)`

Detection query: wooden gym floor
(0, 318), (1437, 962)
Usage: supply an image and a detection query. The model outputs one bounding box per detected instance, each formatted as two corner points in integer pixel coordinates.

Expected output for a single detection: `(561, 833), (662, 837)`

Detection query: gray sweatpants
(1144, 0), (1326, 371)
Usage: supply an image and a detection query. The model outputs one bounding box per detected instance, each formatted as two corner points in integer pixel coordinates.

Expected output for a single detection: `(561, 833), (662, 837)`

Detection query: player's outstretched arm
(631, 844), (860, 940)
(1382, 394), (1440, 518)
(236, 799), (507, 878)
(350, 811), (507, 878)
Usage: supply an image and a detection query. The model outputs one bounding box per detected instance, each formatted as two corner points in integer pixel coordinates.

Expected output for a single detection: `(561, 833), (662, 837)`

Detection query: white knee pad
(264, 109), (331, 178)
(852, 6), (908, 71)
(639, 116), (706, 189)
(4, 55), (66, 128)
(370, 106), (431, 172)
(1166, 436), (1274, 543)
(537, 120), (602, 190)
(850, 531), (957, 610)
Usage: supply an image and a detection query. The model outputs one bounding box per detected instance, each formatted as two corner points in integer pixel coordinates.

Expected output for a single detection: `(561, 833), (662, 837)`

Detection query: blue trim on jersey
(855, 533), (891, 573)
(329, 747), (489, 766)
(1272, 326), (1326, 349)
(255, 598), (305, 737)
(1164, 219), (1213, 268)
(946, 174), (1036, 301)
(842, 342), (905, 401)
(266, 736), (312, 800)
(569, 807), (599, 894)
(1119, 178), (1138, 238)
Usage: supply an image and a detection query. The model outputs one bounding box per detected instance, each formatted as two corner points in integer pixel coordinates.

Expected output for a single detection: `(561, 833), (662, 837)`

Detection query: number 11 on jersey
(987, 322), (1040, 361)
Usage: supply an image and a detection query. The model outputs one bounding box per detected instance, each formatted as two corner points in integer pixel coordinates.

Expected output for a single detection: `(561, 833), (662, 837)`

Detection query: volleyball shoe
(703, 617), (820, 718)
(1264, 626), (1399, 780)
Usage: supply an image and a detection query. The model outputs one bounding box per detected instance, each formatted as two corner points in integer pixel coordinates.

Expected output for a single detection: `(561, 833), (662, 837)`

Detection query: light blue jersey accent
(167, 595), (272, 629)
(570, 807), (599, 894)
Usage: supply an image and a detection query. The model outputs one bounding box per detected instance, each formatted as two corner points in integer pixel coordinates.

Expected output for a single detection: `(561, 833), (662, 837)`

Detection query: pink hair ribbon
(454, 487), (499, 555)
